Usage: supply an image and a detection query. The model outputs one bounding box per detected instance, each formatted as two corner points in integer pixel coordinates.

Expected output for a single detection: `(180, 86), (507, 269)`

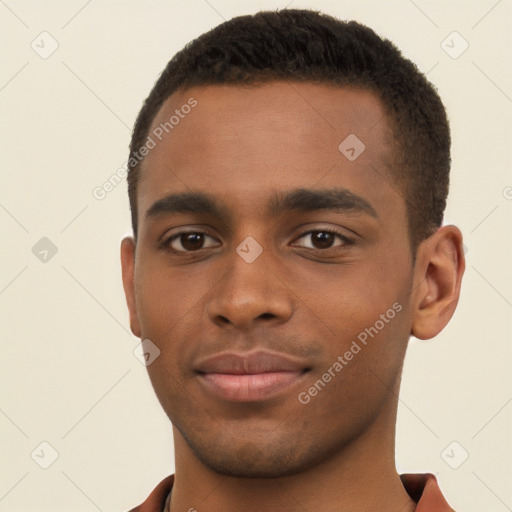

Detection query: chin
(196, 450), (312, 479)
(176, 422), (335, 479)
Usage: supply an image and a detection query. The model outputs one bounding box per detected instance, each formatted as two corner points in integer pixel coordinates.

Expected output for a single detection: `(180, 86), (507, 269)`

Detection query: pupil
(313, 232), (333, 249)
(182, 233), (204, 251)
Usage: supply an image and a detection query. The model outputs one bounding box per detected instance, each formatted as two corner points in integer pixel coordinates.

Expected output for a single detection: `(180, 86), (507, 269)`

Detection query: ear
(411, 225), (465, 340)
(120, 236), (141, 338)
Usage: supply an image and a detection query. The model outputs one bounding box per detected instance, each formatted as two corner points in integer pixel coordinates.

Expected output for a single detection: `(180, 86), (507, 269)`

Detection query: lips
(195, 350), (310, 402)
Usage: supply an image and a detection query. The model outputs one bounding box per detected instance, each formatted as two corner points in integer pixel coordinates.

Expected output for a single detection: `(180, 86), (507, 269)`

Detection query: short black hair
(127, 8), (450, 253)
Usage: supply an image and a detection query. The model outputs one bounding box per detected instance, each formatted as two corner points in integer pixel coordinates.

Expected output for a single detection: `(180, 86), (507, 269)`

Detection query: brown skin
(121, 82), (465, 512)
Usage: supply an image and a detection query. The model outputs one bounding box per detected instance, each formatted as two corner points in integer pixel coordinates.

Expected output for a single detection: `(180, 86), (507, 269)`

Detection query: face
(123, 82), (417, 477)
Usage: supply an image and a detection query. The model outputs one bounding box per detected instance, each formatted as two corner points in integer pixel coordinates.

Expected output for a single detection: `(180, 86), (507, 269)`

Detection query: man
(121, 9), (464, 511)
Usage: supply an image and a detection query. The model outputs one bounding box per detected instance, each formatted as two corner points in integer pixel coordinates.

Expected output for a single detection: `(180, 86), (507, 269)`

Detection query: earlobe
(120, 236), (141, 338)
(411, 225), (465, 340)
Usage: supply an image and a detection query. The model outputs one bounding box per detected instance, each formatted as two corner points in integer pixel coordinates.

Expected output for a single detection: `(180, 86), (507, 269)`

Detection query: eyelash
(160, 228), (354, 254)
(293, 228), (354, 253)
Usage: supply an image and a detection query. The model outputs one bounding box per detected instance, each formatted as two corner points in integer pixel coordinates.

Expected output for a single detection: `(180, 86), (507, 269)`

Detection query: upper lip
(195, 350), (310, 375)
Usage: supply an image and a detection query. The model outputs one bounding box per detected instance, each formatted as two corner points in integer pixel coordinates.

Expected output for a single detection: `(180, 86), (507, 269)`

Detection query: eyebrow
(145, 188), (378, 222)
(269, 188), (378, 218)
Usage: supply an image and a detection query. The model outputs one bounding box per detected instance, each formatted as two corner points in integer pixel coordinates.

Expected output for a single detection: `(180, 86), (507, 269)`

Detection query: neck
(167, 399), (415, 512)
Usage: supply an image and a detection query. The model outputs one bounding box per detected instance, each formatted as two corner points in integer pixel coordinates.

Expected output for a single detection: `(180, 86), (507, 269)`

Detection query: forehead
(137, 81), (403, 227)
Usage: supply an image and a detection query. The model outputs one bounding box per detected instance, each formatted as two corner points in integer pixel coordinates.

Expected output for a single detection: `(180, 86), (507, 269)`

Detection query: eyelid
(291, 227), (354, 248)
(160, 226), (355, 253)
(160, 228), (221, 252)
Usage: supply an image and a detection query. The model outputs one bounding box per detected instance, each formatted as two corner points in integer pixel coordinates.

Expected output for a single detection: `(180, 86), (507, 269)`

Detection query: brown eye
(179, 233), (205, 251)
(164, 232), (221, 252)
(294, 229), (352, 250)
(310, 231), (336, 249)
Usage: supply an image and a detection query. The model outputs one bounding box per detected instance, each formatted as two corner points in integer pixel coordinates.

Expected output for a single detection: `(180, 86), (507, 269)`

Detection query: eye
(292, 229), (353, 250)
(162, 231), (221, 252)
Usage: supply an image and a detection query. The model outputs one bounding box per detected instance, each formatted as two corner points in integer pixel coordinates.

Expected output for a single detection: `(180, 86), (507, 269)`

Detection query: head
(127, 9), (451, 254)
(121, 9), (464, 478)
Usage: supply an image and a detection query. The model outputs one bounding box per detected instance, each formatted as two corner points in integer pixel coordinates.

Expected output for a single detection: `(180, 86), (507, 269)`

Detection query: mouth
(197, 370), (310, 402)
(194, 350), (311, 402)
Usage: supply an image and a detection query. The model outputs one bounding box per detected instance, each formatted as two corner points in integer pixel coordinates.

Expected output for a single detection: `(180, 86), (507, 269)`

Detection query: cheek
(134, 256), (210, 335)
(300, 249), (412, 373)
(296, 300), (411, 426)
(302, 263), (406, 334)
(133, 261), (219, 380)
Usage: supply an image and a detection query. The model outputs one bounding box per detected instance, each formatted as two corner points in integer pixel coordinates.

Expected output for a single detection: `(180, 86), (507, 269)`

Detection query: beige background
(1, 0), (511, 510)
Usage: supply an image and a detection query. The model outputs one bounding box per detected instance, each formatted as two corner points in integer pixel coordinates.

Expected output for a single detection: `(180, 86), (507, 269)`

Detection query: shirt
(127, 472), (455, 512)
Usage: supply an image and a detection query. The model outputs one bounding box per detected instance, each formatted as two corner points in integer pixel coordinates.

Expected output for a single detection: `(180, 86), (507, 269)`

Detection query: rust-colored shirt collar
(128, 473), (455, 512)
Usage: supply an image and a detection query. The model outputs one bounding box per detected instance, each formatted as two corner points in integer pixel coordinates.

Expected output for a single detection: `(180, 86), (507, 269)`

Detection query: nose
(206, 246), (294, 331)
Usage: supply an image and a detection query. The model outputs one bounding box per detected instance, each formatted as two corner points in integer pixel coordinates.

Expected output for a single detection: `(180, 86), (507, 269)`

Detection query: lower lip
(197, 371), (306, 402)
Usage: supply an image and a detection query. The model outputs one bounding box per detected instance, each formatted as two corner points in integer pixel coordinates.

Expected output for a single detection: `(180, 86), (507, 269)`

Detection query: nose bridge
(207, 235), (293, 328)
